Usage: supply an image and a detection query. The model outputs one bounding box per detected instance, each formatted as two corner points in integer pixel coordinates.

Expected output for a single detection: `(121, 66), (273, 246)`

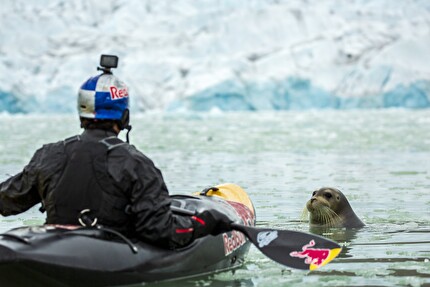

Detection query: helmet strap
(119, 109), (130, 130)
(119, 109), (132, 143)
(125, 125), (132, 143)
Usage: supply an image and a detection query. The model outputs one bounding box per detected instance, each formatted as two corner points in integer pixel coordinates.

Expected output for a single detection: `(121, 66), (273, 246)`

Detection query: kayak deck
(0, 192), (256, 286)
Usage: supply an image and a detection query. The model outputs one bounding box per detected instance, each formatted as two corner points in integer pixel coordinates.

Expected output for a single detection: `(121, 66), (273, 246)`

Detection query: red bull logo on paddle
(290, 240), (332, 270)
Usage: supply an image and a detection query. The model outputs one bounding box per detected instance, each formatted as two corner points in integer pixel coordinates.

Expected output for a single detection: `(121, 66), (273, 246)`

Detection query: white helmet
(78, 73), (129, 122)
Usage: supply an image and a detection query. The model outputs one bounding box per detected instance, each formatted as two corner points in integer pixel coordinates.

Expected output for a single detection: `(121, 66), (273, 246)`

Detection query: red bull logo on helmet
(110, 86), (129, 100)
(290, 240), (331, 269)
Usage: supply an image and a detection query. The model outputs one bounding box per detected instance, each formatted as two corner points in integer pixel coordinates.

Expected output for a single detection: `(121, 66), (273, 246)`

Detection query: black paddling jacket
(0, 129), (194, 248)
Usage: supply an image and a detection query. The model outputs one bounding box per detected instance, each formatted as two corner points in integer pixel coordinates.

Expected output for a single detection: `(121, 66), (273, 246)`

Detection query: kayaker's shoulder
(35, 137), (72, 153)
(109, 141), (153, 163)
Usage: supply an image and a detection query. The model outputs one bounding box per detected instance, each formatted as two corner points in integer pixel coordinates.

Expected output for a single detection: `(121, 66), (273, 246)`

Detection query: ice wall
(1, 0), (429, 113)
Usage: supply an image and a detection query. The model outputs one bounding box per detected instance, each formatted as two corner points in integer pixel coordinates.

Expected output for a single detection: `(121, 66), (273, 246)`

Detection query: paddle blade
(231, 224), (341, 271)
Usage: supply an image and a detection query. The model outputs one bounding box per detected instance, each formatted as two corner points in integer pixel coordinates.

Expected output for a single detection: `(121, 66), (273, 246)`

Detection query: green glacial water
(0, 110), (429, 286)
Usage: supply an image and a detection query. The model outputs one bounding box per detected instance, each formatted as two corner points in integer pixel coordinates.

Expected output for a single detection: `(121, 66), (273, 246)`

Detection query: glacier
(1, 0), (430, 113)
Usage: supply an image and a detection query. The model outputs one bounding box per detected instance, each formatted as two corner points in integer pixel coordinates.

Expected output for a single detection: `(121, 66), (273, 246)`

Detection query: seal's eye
(312, 191), (316, 196)
(324, 193), (332, 199)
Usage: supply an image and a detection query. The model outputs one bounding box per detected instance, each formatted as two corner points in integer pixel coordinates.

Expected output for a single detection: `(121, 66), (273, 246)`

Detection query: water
(0, 110), (429, 286)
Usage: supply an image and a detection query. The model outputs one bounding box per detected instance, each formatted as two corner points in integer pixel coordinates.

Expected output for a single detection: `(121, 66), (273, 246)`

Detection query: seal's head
(305, 187), (364, 228)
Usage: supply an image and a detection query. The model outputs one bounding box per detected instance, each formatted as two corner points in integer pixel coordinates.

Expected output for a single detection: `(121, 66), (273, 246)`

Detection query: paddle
(171, 206), (342, 271)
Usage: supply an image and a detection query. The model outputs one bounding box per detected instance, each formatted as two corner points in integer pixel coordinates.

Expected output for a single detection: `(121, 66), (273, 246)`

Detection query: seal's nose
(310, 198), (316, 203)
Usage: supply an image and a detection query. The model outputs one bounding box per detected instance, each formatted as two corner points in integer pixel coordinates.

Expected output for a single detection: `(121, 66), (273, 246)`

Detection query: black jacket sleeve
(111, 147), (195, 249)
(0, 148), (42, 216)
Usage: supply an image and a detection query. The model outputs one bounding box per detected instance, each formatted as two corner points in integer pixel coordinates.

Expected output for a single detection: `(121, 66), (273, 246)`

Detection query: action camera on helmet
(98, 55), (119, 73)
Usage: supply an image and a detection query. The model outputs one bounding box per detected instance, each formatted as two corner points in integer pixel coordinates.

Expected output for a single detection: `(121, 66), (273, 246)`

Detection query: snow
(1, 0), (429, 113)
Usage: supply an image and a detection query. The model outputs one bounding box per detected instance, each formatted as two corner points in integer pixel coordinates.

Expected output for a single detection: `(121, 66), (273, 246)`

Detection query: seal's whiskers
(323, 206), (342, 227)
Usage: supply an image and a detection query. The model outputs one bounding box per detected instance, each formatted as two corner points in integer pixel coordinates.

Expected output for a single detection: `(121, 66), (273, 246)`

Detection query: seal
(305, 187), (364, 228)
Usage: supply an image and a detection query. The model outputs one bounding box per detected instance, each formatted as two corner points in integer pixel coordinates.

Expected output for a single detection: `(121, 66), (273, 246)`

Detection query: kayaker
(0, 55), (232, 249)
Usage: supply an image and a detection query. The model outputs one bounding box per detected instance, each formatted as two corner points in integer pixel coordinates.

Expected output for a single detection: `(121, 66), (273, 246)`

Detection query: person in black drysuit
(0, 57), (232, 249)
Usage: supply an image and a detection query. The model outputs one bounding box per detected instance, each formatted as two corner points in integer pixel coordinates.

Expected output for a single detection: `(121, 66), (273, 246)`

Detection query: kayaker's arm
(0, 148), (42, 216)
(126, 153), (196, 248)
(125, 152), (234, 248)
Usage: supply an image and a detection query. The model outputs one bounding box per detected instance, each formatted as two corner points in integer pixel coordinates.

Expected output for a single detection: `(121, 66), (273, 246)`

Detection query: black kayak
(0, 184), (256, 287)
